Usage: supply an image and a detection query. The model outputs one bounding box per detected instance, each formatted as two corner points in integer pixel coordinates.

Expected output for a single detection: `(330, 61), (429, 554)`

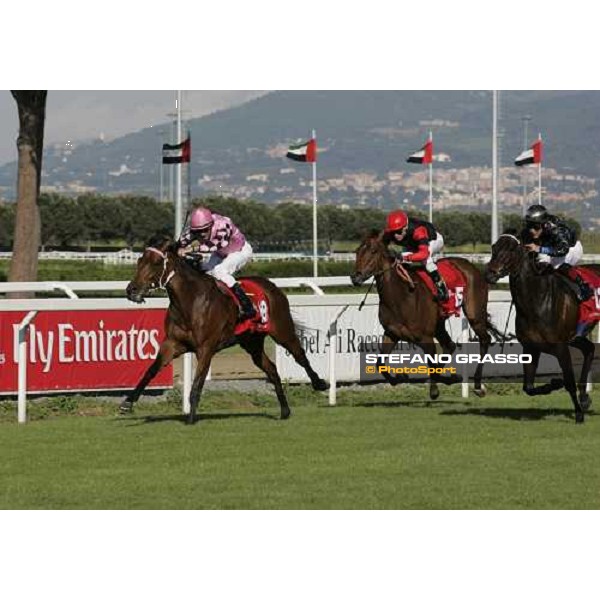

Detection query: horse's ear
(362, 228), (381, 241)
(502, 227), (519, 236)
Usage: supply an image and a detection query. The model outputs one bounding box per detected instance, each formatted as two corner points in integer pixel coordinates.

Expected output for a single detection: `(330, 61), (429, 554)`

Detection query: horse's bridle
(145, 246), (176, 290)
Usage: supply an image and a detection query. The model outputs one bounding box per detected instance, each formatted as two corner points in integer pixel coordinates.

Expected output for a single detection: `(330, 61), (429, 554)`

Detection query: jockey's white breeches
(537, 241), (583, 268)
(425, 233), (444, 272)
(201, 242), (253, 287)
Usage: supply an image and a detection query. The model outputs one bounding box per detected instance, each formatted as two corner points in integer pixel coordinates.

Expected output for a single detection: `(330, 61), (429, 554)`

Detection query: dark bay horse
(351, 231), (502, 399)
(485, 231), (599, 423)
(122, 235), (327, 424)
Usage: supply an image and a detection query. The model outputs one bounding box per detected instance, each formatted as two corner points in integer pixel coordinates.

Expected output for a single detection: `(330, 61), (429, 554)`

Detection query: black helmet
(525, 204), (548, 225)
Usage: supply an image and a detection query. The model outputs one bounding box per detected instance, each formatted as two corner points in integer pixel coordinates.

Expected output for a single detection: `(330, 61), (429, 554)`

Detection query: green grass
(1, 385), (599, 509)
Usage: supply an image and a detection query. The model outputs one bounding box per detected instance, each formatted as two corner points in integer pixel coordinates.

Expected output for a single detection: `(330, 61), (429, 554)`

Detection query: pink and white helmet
(190, 207), (213, 231)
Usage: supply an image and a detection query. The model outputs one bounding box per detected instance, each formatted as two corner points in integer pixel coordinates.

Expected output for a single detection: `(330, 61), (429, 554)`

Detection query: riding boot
(557, 264), (593, 302)
(231, 283), (257, 321)
(575, 321), (592, 339)
(429, 269), (449, 302)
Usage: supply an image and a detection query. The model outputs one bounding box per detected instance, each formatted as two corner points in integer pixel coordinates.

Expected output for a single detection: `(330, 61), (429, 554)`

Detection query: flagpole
(187, 128), (192, 210)
(428, 130), (433, 223)
(312, 129), (318, 279)
(538, 133), (542, 204)
(491, 90), (499, 244)
(521, 115), (531, 215)
(175, 90), (183, 237)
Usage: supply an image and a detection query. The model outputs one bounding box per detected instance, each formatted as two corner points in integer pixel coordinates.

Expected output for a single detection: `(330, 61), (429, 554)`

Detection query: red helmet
(385, 210), (409, 233)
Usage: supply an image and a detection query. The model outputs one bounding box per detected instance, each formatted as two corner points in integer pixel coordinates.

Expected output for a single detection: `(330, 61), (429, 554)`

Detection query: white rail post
(182, 353), (193, 414)
(461, 315), (470, 398)
(328, 306), (349, 407)
(328, 319), (337, 406)
(17, 311), (38, 424)
(586, 325), (600, 393)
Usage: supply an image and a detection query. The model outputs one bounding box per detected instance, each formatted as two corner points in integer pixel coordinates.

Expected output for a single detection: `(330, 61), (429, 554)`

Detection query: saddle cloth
(571, 266), (600, 325)
(413, 259), (467, 318)
(216, 278), (272, 336)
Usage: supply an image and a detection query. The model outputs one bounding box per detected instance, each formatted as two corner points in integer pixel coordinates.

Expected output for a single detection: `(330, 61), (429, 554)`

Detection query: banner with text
(0, 309), (172, 394)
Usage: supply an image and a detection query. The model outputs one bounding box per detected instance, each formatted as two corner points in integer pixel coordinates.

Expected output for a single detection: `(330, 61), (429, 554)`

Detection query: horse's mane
(362, 228), (384, 242)
(147, 233), (174, 250)
(502, 227), (520, 238)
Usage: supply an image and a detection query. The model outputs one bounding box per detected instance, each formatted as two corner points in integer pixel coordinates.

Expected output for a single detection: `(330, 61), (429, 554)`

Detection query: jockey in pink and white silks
(176, 207), (256, 320)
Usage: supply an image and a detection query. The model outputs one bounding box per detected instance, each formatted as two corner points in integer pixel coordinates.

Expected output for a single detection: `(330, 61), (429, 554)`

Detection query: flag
(407, 139), (433, 164)
(162, 137), (191, 164)
(515, 139), (543, 166)
(286, 139), (317, 163)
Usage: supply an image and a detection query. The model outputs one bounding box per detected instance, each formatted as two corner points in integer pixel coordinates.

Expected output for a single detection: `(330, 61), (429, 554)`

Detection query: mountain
(1, 90), (599, 221)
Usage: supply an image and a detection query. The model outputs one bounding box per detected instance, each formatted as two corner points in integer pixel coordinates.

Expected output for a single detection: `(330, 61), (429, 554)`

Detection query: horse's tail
(292, 314), (318, 337)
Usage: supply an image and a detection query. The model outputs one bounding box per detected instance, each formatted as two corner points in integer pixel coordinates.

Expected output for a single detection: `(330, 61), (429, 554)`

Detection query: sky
(0, 90), (267, 166)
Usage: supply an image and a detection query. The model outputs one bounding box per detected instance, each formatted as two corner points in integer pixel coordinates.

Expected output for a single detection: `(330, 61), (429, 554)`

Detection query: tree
(39, 194), (86, 248)
(8, 91), (47, 290)
(0, 203), (16, 249)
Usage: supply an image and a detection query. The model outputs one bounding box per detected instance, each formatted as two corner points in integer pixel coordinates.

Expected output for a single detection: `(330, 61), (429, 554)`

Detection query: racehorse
(485, 230), (599, 424)
(351, 230), (503, 399)
(122, 234), (327, 424)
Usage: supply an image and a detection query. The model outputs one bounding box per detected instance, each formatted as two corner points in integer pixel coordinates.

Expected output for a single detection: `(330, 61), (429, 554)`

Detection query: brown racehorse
(122, 234), (327, 424)
(351, 230), (503, 399)
(485, 230), (598, 424)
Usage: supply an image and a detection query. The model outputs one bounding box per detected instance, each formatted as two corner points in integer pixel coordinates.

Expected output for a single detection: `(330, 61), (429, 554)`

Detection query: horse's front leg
(120, 338), (186, 414)
(569, 335), (595, 412)
(378, 333), (408, 387)
(187, 347), (217, 425)
(521, 344), (563, 397)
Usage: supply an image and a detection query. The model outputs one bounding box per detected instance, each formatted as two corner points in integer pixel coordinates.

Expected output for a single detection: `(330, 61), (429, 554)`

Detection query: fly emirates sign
(0, 310), (172, 393)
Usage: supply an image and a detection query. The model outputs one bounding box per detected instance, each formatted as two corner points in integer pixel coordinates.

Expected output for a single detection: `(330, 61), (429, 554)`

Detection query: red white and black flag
(515, 139), (543, 166)
(162, 136), (191, 164)
(407, 139), (433, 164)
(286, 138), (317, 163)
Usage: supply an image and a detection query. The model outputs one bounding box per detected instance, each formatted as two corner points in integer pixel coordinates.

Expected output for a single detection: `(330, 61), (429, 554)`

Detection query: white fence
(3, 250), (600, 266)
(0, 277), (514, 423)
(0, 250), (354, 264)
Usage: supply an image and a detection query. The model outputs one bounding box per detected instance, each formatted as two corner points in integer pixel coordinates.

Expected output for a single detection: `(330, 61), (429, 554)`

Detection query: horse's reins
(357, 260), (415, 311)
(146, 246), (176, 290)
(492, 234), (520, 351)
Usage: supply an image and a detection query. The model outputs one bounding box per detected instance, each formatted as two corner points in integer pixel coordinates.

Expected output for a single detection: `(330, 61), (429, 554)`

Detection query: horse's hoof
(576, 412), (585, 424)
(473, 386), (487, 398)
(281, 408), (291, 420)
(119, 401), (133, 414)
(313, 379), (328, 392)
(580, 394), (592, 412)
(429, 388), (440, 401)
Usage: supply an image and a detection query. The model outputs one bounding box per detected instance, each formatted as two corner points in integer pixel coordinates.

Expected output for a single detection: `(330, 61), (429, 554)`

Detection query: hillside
(1, 90), (599, 222)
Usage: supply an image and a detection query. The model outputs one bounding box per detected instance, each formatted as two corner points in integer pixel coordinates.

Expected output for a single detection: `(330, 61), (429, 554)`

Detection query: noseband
(145, 246), (176, 289)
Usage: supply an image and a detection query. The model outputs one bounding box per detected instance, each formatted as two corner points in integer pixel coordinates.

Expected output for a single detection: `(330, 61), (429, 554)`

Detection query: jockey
(383, 209), (448, 302)
(521, 204), (592, 303)
(176, 207), (257, 320)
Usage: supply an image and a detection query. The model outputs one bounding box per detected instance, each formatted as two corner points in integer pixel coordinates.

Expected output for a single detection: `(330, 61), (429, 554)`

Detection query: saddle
(409, 260), (467, 318)
(565, 266), (600, 326)
(216, 278), (272, 336)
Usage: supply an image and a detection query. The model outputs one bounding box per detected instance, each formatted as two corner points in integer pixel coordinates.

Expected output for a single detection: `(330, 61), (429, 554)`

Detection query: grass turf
(1, 385), (599, 509)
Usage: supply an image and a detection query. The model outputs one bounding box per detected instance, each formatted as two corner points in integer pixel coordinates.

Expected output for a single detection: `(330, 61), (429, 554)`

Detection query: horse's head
(485, 230), (523, 284)
(126, 234), (176, 303)
(351, 230), (389, 286)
